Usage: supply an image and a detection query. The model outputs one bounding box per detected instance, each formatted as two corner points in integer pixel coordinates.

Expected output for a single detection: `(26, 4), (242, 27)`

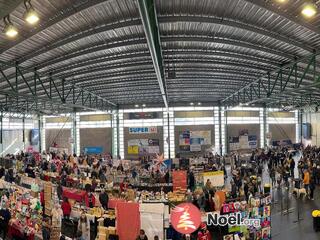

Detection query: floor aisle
(271, 186), (320, 240)
(269, 152), (320, 239)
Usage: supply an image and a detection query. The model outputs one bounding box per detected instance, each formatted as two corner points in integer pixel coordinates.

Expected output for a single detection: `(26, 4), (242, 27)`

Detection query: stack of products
(97, 226), (116, 240)
(44, 182), (53, 216)
(167, 190), (186, 203)
(221, 195), (272, 240)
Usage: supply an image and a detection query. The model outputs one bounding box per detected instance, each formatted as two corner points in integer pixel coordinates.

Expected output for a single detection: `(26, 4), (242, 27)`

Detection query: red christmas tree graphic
(171, 203), (201, 234)
(177, 206), (196, 231)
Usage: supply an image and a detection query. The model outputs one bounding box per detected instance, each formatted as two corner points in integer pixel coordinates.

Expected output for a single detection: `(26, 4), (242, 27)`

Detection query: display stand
(44, 182), (53, 216)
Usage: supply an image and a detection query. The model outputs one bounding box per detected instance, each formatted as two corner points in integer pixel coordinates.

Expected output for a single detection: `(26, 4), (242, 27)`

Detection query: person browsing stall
(136, 229), (148, 240)
(99, 188), (109, 210)
(61, 197), (72, 219)
(84, 190), (96, 208)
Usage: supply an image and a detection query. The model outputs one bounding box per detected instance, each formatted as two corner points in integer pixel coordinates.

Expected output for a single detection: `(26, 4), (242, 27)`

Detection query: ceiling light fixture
(197, 102), (201, 106)
(142, 104), (146, 107)
(3, 15), (18, 38)
(24, 0), (39, 25)
(134, 104), (139, 108)
(302, 3), (317, 18)
(275, 0), (288, 3)
(190, 102), (194, 106)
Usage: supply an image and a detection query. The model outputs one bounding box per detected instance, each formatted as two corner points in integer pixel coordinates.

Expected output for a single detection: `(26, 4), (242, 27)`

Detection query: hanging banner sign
(84, 146), (103, 154)
(203, 171), (224, 187)
(129, 127), (157, 134)
(172, 170), (187, 191)
(129, 112), (159, 119)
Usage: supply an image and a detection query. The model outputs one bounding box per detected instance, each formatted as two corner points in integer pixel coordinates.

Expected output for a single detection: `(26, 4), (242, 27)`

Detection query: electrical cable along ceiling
(0, 0), (319, 114)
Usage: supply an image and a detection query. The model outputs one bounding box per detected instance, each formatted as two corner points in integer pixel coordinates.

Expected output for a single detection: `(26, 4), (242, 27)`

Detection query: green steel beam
(222, 52), (320, 108)
(0, 61), (116, 114)
(138, 0), (168, 110)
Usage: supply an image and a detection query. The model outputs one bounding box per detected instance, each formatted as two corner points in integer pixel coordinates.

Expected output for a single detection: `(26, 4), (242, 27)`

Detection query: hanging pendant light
(24, 0), (39, 25)
(301, 2), (317, 18)
(3, 15), (18, 38)
(275, 0), (288, 3)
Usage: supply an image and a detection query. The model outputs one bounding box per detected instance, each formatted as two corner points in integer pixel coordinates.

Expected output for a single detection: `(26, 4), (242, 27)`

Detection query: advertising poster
(179, 130), (211, 152)
(190, 138), (202, 145)
(148, 139), (159, 146)
(190, 145), (201, 152)
(248, 135), (257, 149)
(203, 171), (224, 187)
(239, 135), (249, 149)
(190, 131), (211, 145)
(128, 145), (139, 154)
(128, 139), (149, 146)
(84, 146), (103, 154)
(129, 112), (158, 119)
(179, 138), (188, 146)
(172, 170), (187, 191)
(179, 145), (190, 152)
(147, 146), (160, 154)
(229, 136), (240, 151)
(128, 139), (160, 155)
(182, 130), (190, 138)
(129, 127), (157, 134)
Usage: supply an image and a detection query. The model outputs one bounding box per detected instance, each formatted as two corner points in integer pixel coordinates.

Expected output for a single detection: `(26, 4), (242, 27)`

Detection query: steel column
(218, 103), (223, 155)
(299, 110), (303, 144)
(263, 106), (267, 148)
(71, 112), (78, 155)
(22, 115), (25, 150)
(167, 112), (171, 159)
(116, 109), (120, 158)
(38, 115), (42, 153)
(0, 111), (2, 157)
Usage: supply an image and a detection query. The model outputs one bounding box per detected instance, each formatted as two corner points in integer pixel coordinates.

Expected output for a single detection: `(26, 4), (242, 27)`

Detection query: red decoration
(171, 203), (201, 234)
(172, 170), (187, 191)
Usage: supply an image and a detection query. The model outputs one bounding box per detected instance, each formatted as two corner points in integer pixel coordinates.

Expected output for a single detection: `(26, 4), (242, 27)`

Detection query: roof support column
(112, 108), (120, 159)
(0, 112), (3, 157)
(22, 115), (25, 151)
(71, 112), (80, 156)
(218, 103), (223, 156)
(38, 114), (42, 153)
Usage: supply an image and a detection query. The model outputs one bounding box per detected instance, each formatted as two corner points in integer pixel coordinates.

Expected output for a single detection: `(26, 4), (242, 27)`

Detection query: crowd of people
(0, 144), (318, 239)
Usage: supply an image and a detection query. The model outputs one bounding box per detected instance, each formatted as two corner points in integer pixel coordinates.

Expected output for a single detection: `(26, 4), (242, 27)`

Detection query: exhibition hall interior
(0, 0), (320, 240)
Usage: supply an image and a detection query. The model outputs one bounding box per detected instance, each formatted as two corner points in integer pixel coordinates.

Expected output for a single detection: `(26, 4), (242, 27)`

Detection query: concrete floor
(225, 152), (320, 240)
(264, 151), (320, 240)
(271, 185), (320, 240)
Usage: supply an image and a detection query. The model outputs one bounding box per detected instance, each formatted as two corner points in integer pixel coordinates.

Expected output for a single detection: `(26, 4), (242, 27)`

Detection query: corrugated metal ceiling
(0, 0), (319, 111)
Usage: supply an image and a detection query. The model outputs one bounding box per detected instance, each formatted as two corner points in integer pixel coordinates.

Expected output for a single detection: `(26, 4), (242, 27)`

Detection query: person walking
(290, 158), (295, 178)
(0, 206), (11, 240)
(303, 169), (310, 196)
(269, 167), (276, 187)
(309, 177), (316, 200)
